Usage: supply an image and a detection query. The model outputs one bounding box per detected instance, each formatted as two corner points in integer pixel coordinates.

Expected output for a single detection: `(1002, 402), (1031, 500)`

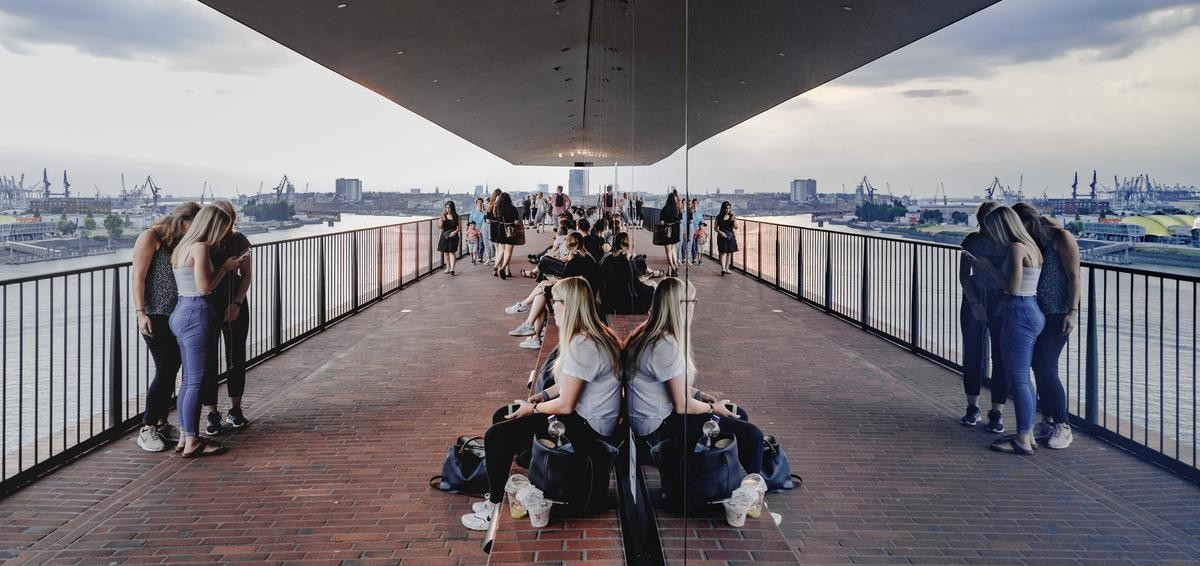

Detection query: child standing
(465, 221), (482, 264)
(693, 221), (709, 265)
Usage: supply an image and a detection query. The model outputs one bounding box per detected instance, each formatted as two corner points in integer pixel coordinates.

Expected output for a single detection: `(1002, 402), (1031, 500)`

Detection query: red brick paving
(2, 229), (1200, 565)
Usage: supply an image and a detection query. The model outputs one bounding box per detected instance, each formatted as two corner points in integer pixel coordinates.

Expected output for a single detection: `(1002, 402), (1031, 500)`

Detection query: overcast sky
(0, 0), (1197, 199)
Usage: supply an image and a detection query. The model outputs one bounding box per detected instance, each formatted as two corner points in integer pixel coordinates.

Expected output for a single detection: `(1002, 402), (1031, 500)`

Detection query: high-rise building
(537, 183), (549, 194)
(335, 178), (363, 202)
(568, 169), (588, 200)
(474, 185), (485, 197)
(790, 179), (817, 202)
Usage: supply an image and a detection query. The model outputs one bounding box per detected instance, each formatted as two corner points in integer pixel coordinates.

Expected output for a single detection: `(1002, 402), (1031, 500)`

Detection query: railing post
(273, 246), (283, 351)
(774, 225), (781, 289)
(756, 222), (763, 281)
(797, 228), (804, 299)
(428, 220), (434, 273)
(414, 222), (420, 278)
(398, 224), (406, 286)
(376, 228), (383, 300)
(742, 219), (747, 271)
(823, 233), (832, 312)
(317, 238), (327, 328)
(909, 243), (920, 351)
(351, 232), (360, 311)
(860, 237), (869, 328)
(107, 267), (122, 429)
(1085, 267), (1099, 426)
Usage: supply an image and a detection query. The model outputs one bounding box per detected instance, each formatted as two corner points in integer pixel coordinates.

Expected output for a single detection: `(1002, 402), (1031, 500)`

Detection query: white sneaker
(461, 500), (496, 531)
(519, 336), (542, 349)
(509, 323), (536, 336)
(137, 425), (167, 452)
(472, 495), (492, 514)
(505, 302), (529, 315)
(1047, 423), (1073, 449)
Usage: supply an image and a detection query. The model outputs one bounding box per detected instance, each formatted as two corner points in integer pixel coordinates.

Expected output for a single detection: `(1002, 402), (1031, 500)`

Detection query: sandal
(989, 438), (1034, 455)
(521, 269), (536, 279)
(181, 438), (229, 459)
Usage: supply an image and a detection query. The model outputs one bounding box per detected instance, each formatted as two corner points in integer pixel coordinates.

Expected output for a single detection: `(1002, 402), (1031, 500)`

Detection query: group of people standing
(959, 201), (1080, 454)
(133, 201), (253, 458)
(653, 190), (738, 276)
(462, 276), (764, 531)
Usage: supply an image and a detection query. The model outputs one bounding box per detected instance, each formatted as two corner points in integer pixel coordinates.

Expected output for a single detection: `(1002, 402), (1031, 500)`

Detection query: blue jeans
(677, 233), (691, 262)
(169, 296), (218, 436)
(480, 225), (494, 259)
(998, 296), (1045, 434)
(1032, 313), (1070, 424)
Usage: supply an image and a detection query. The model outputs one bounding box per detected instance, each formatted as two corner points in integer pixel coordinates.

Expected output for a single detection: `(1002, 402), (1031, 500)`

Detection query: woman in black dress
(653, 189), (683, 276)
(715, 200), (738, 275)
(494, 192), (523, 279)
(437, 200), (461, 275)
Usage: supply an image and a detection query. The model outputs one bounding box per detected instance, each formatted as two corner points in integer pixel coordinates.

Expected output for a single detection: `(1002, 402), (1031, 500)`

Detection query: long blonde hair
(623, 277), (695, 382)
(149, 202), (200, 251)
(171, 205), (233, 266)
(981, 206), (1042, 266)
(551, 277), (622, 378)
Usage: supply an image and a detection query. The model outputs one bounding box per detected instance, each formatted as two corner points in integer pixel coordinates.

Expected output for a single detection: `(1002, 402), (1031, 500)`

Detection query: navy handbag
(429, 436), (489, 496)
(761, 434), (802, 493)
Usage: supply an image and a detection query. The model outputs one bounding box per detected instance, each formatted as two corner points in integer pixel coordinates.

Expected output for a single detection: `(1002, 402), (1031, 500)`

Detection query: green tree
(919, 209), (945, 224)
(83, 214), (97, 230)
(103, 213), (124, 239)
(950, 211), (969, 224)
(56, 216), (77, 235)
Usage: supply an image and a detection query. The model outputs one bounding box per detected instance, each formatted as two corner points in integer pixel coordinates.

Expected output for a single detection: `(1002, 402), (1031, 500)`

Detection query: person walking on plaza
(714, 201), (738, 275)
(654, 189), (683, 276)
(438, 200), (462, 275)
(169, 205), (245, 458)
(635, 196), (644, 227)
(598, 185), (619, 218)
(199, 201), (254, 436)
(962, 206), (1045, 455)
(494, 192), (523, 279)
(957, 201), (1010, 433)
(621, 192), (633, 224)
(534, 192), (549, 233)
(462, 277), (622, 531)
(1014, 203), (1079, 449)
(551, 185), (572, 219)
(133, 202), (200, 452)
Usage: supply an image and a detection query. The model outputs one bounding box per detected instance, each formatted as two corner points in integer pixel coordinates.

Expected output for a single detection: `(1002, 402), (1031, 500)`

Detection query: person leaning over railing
(133, 201), (200, 453)
(461, 277), (622, 531)
(1014, 203), (1079, 450)
(623, 277), (764, 474)
(957, 201), (1010, 434)
(962, 207), (1045, 456)
(714, 201), (738, 275)
(169, 205), (247, 458)
(200, 200), (254, 436)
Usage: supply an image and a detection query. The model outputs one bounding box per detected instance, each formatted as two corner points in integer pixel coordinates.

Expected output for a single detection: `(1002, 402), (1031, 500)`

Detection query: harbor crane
(268, 174), (293, 201)
(855, 176), (876, 202)
(134, 176), (164, 208)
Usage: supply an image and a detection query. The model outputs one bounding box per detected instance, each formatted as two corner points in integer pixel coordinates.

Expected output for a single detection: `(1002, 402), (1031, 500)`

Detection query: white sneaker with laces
(137, 425), (166, 452)
(519, 336), (542, 349)
(461, 500), (496, 531)
(1033, 420), (1055, 440)
(505, 302), (529, 315)
(1047, 423), (1073, 449)
(509, 323), (536, 336)
(472, 495), (491, 514)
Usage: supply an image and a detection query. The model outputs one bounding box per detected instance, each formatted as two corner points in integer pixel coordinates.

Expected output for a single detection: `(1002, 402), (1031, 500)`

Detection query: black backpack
(605, 193), (614, 207)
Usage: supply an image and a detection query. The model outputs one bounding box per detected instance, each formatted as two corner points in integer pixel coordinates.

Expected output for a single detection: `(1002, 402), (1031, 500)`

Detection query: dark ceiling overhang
(198, 0), (1000, 166)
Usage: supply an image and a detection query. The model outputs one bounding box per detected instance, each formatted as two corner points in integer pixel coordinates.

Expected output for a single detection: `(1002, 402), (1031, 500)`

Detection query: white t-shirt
(560, 335), (621, 437)
(626, 336), (687, 436)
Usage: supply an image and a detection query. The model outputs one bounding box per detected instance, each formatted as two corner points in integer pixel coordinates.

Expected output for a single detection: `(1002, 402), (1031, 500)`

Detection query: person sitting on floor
(597, 232), (655, 315)
(507, 233), (599, 349)
(462, 277), (622, 531)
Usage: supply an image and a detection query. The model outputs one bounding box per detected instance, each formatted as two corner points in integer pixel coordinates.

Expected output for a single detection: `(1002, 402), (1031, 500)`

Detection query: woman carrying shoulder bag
(654, 189), (683, 276)
(462, 277), (622, 530)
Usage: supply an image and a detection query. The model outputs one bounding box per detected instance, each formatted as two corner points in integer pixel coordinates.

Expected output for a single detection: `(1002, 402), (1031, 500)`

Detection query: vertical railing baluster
(351, 232), (360, 311)
(774, 225), (781, 290)
(860, 237), (869, 328)
(107, 267), (123, 430)
(909, 243), (920, 351)
(377, 228), (384, 301)
(797, 228), (805, 300)
(1085, 267), (1098, 426)
(318, 237), (327, 328)
(823, 233), (832, 312)
(273, 245), (282, 352)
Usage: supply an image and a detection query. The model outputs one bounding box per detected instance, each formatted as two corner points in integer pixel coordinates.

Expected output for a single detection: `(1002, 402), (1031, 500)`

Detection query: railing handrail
(0, 216), (433, 286)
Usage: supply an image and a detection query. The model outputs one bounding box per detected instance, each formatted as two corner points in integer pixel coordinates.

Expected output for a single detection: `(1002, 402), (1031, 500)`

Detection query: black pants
(1032, 313), (1070, 424)
(201, 300), (250, 406)
(537, 256), (568, 281)
(142, 314), (182, 426)
(484, 412), (603, 504)
(657, 412), (764, 474)
(959, 300), (1008, 404)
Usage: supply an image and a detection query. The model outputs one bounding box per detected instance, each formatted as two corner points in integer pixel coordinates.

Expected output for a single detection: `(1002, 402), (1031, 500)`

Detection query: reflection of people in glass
(714, 201), (738, 275)
(653, 189), (683, 276)
(962, 207), (1045, 456)
(461, 277), (621, 531)
(624, 278), (765, 477)
(1013, 203), (1079, 450)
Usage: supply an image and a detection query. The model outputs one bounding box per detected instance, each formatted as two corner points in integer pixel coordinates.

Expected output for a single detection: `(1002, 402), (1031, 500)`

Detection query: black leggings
(142, 314), (182, 425)
(484, 412), (603, 504)
(657, 412), (764, 474)
(201, 301), (250, 406)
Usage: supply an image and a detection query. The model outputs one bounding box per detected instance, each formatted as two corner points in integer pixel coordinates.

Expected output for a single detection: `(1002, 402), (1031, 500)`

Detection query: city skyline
(0, 0), (1198, 199)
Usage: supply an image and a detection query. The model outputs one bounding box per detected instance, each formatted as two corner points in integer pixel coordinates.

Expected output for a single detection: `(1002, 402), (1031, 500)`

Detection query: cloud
(901, 88), (969, 98)
(0, 0), (291, 74)
(844, 0), (1200, 86)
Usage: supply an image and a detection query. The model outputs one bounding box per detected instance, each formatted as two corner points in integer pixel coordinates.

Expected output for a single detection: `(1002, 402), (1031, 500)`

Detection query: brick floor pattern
(0, 230), (1198, 565)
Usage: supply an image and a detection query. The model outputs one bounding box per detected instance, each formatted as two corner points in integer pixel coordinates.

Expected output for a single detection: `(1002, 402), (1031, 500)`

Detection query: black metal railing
(1, 216), (465, 495)
(682, 213), (1199, 482)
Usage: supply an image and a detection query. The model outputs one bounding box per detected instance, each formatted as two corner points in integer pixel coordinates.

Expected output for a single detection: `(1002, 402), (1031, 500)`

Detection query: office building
(335, 178), (363, 202)
(475, 185), (485, 197)
(790, 179), (817, 202)
(568, 169), (588, 200)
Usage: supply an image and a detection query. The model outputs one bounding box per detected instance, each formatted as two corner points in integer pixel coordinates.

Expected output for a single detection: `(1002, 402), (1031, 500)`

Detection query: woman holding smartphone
(199, 201), (254, 436)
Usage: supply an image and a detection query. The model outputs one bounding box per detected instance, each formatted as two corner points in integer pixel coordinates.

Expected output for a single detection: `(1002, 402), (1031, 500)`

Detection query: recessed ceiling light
(777, 52), (786, 57)
(455, 98), (462, 102)
(842, 5), (853, 11)
(432, 79), (439, 83)
(336, 3), (348, 8)
(739, 80), (747, 85)
(396, 50), (405, 55)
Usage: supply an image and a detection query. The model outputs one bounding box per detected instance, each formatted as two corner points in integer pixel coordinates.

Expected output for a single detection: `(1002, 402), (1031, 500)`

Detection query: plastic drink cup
(526, 498), (554, 528)
(741, 474), (767, 518)
(505, 475), (531, 519)
(723, 487), (756, 528)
